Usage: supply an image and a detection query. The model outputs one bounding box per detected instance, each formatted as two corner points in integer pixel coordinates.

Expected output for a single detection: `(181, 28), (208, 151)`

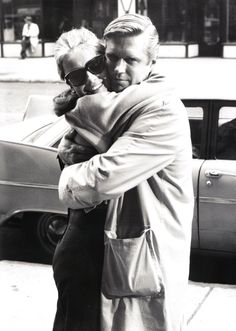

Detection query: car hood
(0, 115), (57, 143)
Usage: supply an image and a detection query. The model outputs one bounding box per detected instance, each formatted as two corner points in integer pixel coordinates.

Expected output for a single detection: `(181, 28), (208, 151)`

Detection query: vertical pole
(225, 0), (229, 42)
(40, 0), (44, 57)
(0, 0), (4, 57)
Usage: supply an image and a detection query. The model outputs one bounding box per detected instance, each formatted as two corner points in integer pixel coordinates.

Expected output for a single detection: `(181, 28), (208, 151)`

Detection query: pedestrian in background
(20, 16), (39, 59)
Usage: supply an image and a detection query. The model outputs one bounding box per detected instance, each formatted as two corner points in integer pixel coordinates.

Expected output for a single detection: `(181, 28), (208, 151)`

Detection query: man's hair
(103, 14), (159, 61)
(54, 27), (104, 80)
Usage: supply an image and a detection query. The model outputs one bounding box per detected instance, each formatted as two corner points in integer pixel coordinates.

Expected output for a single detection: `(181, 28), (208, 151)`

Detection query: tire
(37, 213), (68, 255)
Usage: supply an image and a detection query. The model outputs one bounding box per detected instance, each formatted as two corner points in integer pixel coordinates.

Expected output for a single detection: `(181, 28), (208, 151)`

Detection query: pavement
(1, 56), (236, 330)
(0, 260), (236, 331)
(0, 56), (61, 83)
(1, 55), (236, 87)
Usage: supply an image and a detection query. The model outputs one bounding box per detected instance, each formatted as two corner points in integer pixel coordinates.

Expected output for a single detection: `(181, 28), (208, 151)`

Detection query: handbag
(102, 226), (164, 299)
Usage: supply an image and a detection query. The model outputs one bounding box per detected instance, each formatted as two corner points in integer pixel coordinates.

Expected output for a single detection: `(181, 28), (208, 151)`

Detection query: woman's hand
(58, 129), (97, 165)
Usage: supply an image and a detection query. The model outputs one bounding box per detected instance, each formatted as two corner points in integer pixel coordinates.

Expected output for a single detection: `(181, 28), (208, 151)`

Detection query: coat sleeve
(58, 99), (189, 209)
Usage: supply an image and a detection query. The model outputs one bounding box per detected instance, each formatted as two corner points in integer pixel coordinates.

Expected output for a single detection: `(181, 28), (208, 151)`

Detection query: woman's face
(63, 47), (106, 97)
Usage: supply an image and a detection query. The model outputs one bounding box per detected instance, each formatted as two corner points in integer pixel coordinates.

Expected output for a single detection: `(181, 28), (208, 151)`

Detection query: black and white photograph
(0, 1), (236, 330)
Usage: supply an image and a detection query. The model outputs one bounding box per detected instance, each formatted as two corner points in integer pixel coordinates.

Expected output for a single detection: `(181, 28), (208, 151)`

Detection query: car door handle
(205, 169), (236, 178)
(205, 170), (221, 178)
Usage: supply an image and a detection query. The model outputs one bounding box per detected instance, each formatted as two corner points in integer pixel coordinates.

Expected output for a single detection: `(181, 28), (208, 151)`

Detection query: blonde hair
(104, 14), (159, 62)
(54, 27), (104, 80)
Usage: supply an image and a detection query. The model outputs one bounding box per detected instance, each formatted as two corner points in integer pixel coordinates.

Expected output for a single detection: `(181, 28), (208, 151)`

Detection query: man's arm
(60, 71), (170, 156)
(58, 99), (191, 209)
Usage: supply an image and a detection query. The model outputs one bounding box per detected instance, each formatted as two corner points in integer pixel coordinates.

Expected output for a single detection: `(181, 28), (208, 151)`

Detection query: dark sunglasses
(65, 55), (105, 87)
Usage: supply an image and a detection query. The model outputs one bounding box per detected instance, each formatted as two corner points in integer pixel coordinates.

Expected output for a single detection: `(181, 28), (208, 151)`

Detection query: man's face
(105, 33), (153, 92)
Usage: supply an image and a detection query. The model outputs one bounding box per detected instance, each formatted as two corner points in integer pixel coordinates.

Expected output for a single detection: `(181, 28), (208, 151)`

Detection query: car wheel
(37, 213), (68, 255)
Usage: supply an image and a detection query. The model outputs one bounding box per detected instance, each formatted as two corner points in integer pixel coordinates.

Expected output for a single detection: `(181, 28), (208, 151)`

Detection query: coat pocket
(102, 228), (164, 298)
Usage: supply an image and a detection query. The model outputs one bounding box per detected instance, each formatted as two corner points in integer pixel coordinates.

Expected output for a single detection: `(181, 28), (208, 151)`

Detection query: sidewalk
(0, 57), (60, 82)
(1, 56), (236, 85)
(0, 260), (236, 331)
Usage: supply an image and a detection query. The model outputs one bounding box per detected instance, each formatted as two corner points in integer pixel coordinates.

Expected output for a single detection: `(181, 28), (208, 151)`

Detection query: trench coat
(59, 69), (194, 331)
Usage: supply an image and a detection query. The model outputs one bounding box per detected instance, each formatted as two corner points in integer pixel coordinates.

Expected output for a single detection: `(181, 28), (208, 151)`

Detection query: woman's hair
(54, 27), (104, 80)
(103, 14), (159, 62)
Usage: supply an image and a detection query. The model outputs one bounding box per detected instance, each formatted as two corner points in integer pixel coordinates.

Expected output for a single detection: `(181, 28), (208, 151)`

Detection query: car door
(0, 140), (66, 225)
(184, 100), (208, 249)
(198, 160), (236, 253)
(198, 102), (236, 253)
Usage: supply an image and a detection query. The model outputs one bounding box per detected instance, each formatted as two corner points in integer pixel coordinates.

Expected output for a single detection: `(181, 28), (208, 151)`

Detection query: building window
(229, 0), (236, 42)
(91, 0), (117, 38)
(2, 0), (41, 42)
(148, 0), (197, 43)
(203, 0), (220, 45)
(216, 107), (236, 160)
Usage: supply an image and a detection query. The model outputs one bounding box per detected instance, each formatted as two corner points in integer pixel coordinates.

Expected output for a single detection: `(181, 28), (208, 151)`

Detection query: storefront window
(203, 0), (220, 45)
(137, 0), (148, 16)
(91, 0), (117, 38)
(228, 0), (236, 41)
(162, 0), (187, 42)
(148, 0), (195, 43)
(2, 0), (41, 42)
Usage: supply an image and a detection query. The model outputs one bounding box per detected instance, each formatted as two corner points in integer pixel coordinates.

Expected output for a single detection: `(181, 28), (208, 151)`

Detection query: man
(20, 16), (39, 59)
(59, 14), (194, 331)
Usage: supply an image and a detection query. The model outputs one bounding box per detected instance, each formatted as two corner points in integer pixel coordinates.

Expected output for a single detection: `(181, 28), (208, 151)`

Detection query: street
(1, 57), (236, 127)
(0, 81), (66, 126)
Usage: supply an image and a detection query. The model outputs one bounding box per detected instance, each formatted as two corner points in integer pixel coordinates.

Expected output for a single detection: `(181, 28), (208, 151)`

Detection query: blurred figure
(58, 16), (72, 35)
(20, 16), (39, 59)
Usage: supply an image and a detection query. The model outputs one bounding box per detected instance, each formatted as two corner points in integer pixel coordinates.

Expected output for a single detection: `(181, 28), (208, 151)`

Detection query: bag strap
(106, 183), (151, 236)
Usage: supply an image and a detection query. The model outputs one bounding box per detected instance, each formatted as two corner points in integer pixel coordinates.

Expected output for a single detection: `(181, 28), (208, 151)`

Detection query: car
(184, 97), (236, 255)
(0, 93), (236, 260)
(0, 96), (70, 259)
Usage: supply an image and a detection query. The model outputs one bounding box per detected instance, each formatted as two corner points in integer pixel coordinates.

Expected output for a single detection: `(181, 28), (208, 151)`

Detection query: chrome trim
(205, 169), (236, 178)
(0, 180), (58, 190)
(200, 196), (236, 204)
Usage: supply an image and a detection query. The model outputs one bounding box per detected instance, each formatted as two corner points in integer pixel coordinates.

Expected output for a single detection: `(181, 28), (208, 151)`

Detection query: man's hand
(58, 129), (97, 165)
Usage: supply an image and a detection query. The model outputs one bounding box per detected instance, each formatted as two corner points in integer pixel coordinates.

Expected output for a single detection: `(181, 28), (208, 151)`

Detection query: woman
(52, 27), (108, 331)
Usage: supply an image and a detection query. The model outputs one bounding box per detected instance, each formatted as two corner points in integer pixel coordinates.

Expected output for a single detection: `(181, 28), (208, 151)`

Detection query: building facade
(1, 0), (236, 58)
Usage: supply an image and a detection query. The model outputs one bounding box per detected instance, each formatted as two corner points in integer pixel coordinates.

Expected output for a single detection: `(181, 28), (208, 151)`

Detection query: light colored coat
(22, 22), (39, 52)
(59, 70), (194, 331)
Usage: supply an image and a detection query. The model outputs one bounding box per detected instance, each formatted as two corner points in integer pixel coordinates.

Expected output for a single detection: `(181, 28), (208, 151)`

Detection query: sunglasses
(65, 55), (105, 87)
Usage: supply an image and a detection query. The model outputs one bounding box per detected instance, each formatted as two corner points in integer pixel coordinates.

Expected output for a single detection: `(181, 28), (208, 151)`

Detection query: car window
(186, 107), (203, 159)
(216, 107), (236, 160)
